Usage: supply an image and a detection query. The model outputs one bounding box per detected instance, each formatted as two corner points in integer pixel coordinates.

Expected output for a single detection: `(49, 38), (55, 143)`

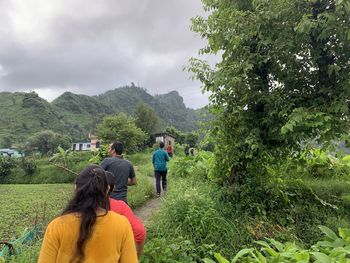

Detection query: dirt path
(133, 176), (163, 226)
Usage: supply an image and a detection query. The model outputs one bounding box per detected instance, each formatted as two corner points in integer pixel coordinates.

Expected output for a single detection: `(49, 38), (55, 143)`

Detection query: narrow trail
(133, 176), (163, 226)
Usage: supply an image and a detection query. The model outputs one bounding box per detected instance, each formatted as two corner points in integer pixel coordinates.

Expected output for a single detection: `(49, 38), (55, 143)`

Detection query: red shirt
(109, 198), (146, 243)
(166, 145), (173, 154)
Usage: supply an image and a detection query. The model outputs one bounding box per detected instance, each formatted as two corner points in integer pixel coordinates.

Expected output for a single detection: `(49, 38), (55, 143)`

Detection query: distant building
(88, 134), (101, 150)
(0, 148), (24, 157)
(72, 134), (102, 151)
(152, 133), (175, 147)
(72, 142), (91, 151)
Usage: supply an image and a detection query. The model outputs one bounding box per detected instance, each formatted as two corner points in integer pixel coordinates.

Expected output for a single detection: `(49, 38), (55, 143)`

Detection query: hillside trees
(96, 113), (147, 153)
(134, 102), (159, 135)
(25, 130), (71, 155)
(189, 0), (350, 183)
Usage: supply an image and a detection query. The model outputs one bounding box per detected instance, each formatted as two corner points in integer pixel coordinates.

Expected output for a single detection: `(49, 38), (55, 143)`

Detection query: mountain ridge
(0, 86), (203, 147)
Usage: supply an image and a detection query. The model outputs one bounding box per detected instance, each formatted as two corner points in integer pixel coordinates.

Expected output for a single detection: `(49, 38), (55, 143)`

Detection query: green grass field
(0, 177), (154, 241)
(0, 184), (74, 240)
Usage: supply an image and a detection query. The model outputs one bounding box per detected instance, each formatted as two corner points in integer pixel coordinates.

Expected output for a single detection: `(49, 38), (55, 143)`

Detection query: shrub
(207, 226), (350, 263)
(20, 158), (37, 175)
(141, 237), (214, 263)
(0, 156), (16, 177)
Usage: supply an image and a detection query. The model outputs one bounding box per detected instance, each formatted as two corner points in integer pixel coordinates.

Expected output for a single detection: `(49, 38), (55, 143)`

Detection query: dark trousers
(155, 170), (167, 194)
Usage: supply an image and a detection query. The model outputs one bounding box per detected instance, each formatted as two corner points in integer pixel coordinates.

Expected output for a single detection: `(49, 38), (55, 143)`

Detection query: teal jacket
(152, 148), (169, 171)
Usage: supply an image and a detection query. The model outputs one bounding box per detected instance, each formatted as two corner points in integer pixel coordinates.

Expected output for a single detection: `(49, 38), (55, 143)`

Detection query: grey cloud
(0, 0), (209, 108)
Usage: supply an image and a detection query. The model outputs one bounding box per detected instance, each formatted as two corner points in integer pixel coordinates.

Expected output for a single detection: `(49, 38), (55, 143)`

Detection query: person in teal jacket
(152, 141), (169, 197)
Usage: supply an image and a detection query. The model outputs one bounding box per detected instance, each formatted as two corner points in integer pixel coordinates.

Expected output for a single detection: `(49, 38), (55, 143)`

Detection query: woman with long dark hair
(38, 165), (138, 263)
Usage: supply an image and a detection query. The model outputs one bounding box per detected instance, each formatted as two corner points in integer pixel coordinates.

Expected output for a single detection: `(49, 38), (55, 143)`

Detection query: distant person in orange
(105, 171), (146, 258)
(166, 141), (173, 158)
(38, 165), (138, 263)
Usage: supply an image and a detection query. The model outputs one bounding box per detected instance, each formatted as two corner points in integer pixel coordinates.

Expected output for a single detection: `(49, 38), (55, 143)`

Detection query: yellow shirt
(38, 211), (138, 263)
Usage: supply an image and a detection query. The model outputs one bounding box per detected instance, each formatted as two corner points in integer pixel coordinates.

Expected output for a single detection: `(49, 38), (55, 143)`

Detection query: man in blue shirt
(152, 141), (169, 197)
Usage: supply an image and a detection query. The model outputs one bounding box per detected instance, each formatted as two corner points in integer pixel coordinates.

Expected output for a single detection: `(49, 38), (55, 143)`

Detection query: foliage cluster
(207, 226), (350, 263)
(141, 237), (215, 263)
(134, 102), (159, 135)
(96, 113), (147, 153)
(0, 155), (16, 177)
(168, 152), (214, 179)
(25, 130), (71, 155)
(0, 150), (93, 184)
(189, 0), (350, 187)
(143, 149), (350, 261)
(19, 157), (37, 176)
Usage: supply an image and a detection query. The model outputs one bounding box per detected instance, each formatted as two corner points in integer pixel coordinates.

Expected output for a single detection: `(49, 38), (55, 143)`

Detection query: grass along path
(134, 176), (163, 226)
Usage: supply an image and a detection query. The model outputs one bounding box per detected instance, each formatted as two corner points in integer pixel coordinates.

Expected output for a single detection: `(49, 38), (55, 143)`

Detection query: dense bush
(169, 151), (214, 179)
(146, 149), (350, 261)
(0, 156), (16, 177)
(25, 130), (71, 155)
(96, 113), (147, 153)
(207, 226), (350, 263)
(19, 158), (37, 175)
(141, 237), (214, 263)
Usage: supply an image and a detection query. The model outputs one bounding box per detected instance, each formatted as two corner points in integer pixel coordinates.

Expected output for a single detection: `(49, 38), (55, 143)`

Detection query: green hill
(0, 86), (204, 147)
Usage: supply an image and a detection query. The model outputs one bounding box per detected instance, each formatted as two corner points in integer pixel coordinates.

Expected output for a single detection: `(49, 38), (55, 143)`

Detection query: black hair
(62, 165), (109, 262)
(105, 171), (115, 195)
(159, 142), (165, 148)
(111, 141), (124, 155)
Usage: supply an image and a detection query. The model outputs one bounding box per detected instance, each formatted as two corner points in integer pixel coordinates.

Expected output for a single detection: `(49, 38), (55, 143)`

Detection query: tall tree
(25, 130), (71, 155)
(96, 113), (147, 153)
(134, 103), (159, 135)
(189, 0), (350, 183)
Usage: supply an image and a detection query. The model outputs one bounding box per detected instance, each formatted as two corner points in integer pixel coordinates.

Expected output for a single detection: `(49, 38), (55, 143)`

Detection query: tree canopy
(134, 102), (159, 135)
(25, 130), (71, 155)
(189, 0), (350, 183)
(96, 113), (147, 153)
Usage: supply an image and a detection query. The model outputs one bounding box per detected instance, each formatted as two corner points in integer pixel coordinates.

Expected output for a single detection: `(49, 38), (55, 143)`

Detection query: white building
(72, 142), (91, 151)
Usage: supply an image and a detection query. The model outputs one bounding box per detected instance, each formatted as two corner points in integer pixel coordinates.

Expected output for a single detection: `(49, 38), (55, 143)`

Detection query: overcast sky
(0, 0), (210, 109)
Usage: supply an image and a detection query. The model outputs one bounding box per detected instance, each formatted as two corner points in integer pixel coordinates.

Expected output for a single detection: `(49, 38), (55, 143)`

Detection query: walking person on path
(101, 141), (137, 204)
(105, 171), (146, 258)
(152, 141), (169, 197)
(38, 165), (138, 263)
(166, 141), (173, 158)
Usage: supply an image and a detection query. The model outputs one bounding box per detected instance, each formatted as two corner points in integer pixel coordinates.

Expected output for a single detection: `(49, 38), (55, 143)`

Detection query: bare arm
(128, 164), (137, 186)
(128, 176), (137, 186)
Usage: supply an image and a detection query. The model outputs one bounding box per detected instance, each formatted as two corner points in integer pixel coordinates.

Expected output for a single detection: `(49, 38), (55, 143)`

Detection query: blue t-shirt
(152, 148), (169, 171)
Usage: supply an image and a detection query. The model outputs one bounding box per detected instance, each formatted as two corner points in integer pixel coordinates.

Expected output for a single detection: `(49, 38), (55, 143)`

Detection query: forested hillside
(0, 86), (203, 146)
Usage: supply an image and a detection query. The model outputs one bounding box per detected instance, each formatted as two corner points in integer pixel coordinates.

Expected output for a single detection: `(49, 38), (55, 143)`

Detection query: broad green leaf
(214, 253), (230, 263)
(294, 251), (310, 261)
(339, 228), (350, 242)
(232, 248), (254, 262)
(319, 226), (338, 241)
(310, 252), (332, 263)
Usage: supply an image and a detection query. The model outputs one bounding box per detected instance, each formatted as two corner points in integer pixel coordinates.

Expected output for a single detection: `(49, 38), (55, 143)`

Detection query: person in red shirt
(105, 171), (146, 258)
(166, 141), (173, 157)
